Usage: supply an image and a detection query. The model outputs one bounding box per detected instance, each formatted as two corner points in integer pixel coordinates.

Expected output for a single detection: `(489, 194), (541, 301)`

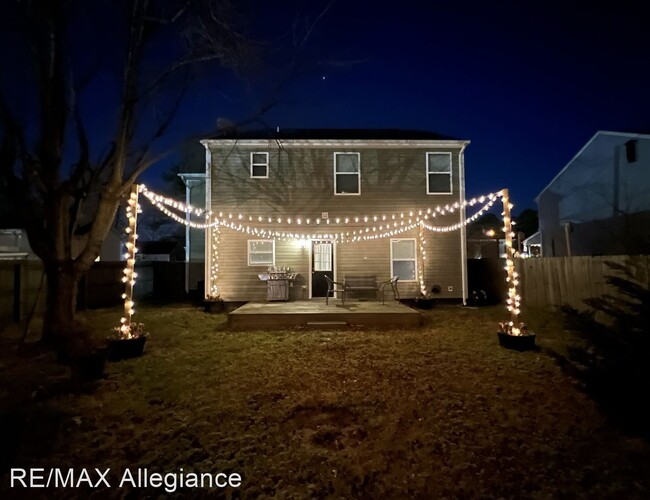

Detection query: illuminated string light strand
(142, 189), (502, 241)
(501, 188), (523, 333)
(140, 185), (503, 228)
(208, 225), (220, 299)
(119, 185), (141, 337)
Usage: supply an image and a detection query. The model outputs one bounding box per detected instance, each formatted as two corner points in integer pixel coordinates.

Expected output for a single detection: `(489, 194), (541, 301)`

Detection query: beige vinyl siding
(217, 231), (309, 302)
(209, 141), (465, 300)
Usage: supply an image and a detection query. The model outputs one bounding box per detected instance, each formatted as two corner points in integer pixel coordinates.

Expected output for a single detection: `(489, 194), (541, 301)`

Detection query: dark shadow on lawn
(559, 258), (650, 439)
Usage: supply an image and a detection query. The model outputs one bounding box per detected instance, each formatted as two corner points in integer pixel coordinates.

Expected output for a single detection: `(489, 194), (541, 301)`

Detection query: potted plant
(107, 322), (149, 361)
(497, 322), (536, 351)
(204, 293), (224, 313)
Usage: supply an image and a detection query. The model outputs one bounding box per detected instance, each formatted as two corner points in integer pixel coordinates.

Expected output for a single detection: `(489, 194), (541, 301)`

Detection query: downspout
(184, 177), (191, 292)
(203, 144), (212, 300)
(459, 144), (468, 305)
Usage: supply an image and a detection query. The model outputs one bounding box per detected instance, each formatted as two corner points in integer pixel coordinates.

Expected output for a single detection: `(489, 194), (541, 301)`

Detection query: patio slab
(228, 299), (422, 328)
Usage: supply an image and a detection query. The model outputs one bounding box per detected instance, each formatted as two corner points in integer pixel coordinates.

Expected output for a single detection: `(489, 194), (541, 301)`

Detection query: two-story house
(536, 131), (650, 256)
(198, 129), (470, 303)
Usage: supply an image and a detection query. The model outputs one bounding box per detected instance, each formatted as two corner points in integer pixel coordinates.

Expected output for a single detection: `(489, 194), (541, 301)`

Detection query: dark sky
(3, 1), (649, 213)
(142, 0), (650, 212)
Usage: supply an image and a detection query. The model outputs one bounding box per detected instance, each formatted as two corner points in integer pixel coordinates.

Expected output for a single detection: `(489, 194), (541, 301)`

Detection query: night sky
(142, 1), (650, 212)
(4, 1), (649, 213)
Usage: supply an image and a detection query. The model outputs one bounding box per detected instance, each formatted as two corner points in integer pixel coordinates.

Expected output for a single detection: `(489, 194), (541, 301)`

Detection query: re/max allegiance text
(10, 468), (242, 493)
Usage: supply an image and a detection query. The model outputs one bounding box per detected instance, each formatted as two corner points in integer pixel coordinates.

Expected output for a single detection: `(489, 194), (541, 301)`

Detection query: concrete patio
(228, 299), (422, 328)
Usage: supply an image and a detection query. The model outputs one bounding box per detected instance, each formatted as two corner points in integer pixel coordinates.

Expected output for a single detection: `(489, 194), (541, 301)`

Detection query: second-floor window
(250, 152), (269, 178)
(426, 152), (452, 194)
(334, 152), (360, 195)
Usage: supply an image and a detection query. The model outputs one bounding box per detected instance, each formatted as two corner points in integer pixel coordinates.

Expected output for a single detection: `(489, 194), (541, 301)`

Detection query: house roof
(535, 130), (650, 203)
(205, 128), (460, 141)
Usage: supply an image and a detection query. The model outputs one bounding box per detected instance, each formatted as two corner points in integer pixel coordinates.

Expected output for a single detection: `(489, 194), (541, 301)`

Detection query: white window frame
(250, 152), (269, 178)
(333, 152), (361, 195)
(247, 239), (275, 266)
(390, 238), (417, 282)
(426, 152), (453, 194)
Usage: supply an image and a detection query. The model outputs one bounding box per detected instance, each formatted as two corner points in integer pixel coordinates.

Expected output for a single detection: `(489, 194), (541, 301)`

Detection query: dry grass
(1, 303), (650, 498)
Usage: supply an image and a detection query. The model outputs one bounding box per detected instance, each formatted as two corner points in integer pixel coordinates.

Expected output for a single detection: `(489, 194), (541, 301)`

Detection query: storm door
(311, 240), (334, 298)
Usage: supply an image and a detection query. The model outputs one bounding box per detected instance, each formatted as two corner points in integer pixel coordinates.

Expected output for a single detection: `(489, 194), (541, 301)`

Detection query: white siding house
(536, 131), (650, 256)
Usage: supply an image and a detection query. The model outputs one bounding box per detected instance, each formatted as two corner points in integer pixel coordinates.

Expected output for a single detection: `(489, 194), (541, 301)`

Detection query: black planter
(107, 334), (148, 361)
(69, 348), (107, 382)
(204, 300), (224, 313)
(414, 298), (435, 310)
(497, 332), (536, 351)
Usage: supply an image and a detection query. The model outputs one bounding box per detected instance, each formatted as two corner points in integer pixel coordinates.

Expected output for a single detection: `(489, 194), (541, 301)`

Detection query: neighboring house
(72, 227), (124, 262)
(536, 131), (650, 256)
(136, 240), (185, 262)
(194, 128), (470, 302)
(179, 172), (207, 292)
(0, 229), (33, 260)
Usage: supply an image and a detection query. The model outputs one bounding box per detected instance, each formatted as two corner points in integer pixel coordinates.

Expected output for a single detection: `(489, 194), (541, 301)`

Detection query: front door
(311, 240), (334, 298)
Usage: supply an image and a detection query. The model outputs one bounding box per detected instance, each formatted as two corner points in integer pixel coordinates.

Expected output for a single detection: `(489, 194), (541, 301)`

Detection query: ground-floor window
(248, 239), (275, 266)
(390, 238), (417, 281)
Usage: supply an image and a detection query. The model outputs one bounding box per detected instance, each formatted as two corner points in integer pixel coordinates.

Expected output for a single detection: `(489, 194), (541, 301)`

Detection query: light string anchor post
(119, 184), (141, 338)
(501, 188), (522, 333)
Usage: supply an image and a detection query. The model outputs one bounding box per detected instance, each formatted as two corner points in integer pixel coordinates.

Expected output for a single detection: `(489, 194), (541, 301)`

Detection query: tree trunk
(42, 262), (82, 347)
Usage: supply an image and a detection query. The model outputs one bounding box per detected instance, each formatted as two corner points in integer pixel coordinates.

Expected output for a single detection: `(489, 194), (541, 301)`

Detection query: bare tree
(0, 0), (254, 345)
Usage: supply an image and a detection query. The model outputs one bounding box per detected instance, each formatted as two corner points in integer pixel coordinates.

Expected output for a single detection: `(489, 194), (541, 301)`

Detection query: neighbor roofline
(534, 130), (650, 203)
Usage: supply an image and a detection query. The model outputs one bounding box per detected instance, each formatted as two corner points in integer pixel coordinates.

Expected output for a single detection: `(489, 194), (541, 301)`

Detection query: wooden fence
(516, 255), (650, 310)
(0, 261), (186, 328)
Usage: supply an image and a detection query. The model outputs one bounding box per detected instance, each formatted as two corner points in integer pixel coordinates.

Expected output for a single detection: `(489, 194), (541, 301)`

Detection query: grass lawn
(2, 303), (650, 498)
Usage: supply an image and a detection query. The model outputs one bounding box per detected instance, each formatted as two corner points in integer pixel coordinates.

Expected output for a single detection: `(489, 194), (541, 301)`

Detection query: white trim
(203, 146), (212, 300)
(247, 239), (275, 266)
(390, 238), (418, 282)
(333, 152), (361, 196)
(250, 151), (269, 178)
(202, 139), (470, 149)
(308, 238), (336, 299)
(459, 146), (468, 305)
(426, 152), (453, 195)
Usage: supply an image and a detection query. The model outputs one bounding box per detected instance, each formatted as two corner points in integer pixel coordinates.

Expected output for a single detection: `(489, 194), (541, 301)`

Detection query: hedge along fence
(516, 255), (650, 311)
(0, 261), (172, 327)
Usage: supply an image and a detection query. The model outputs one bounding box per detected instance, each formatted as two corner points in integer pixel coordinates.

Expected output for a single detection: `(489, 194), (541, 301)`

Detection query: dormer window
(426, 152), (452, 194)
(250, 152), (269, 178)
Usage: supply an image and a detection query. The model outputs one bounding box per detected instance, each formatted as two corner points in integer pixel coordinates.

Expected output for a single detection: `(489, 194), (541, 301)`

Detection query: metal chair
(378, 276), (400, 304)
(324, 275), (348, 305)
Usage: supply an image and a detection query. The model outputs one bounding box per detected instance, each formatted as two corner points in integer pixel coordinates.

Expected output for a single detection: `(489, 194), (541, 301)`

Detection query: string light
(501, 188), (523, 334)
(140, 185), (502, 228)
(123, 185), (522, 322)
(208, 225), (220, 299)
(118, 184), (141, 338)
(417, 221), (426, 295)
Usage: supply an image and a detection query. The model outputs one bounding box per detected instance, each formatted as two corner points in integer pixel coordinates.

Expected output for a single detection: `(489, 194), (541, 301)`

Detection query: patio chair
(378, 276), (400, 304)
(324, 275), (348, 305)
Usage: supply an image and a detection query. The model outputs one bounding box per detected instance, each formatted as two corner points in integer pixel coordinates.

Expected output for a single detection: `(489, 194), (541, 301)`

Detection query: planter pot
(497, 331), (536, 351)
(69, 348), (107, 382)
(107, 334), (148, 361)
(414, 298), (435, 310)
(204, 300), (224, 313)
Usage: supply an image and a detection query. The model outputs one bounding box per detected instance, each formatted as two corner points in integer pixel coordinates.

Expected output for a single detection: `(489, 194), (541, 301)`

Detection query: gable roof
(206, 128), (459, 141)
(535, 130), (650, 202)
